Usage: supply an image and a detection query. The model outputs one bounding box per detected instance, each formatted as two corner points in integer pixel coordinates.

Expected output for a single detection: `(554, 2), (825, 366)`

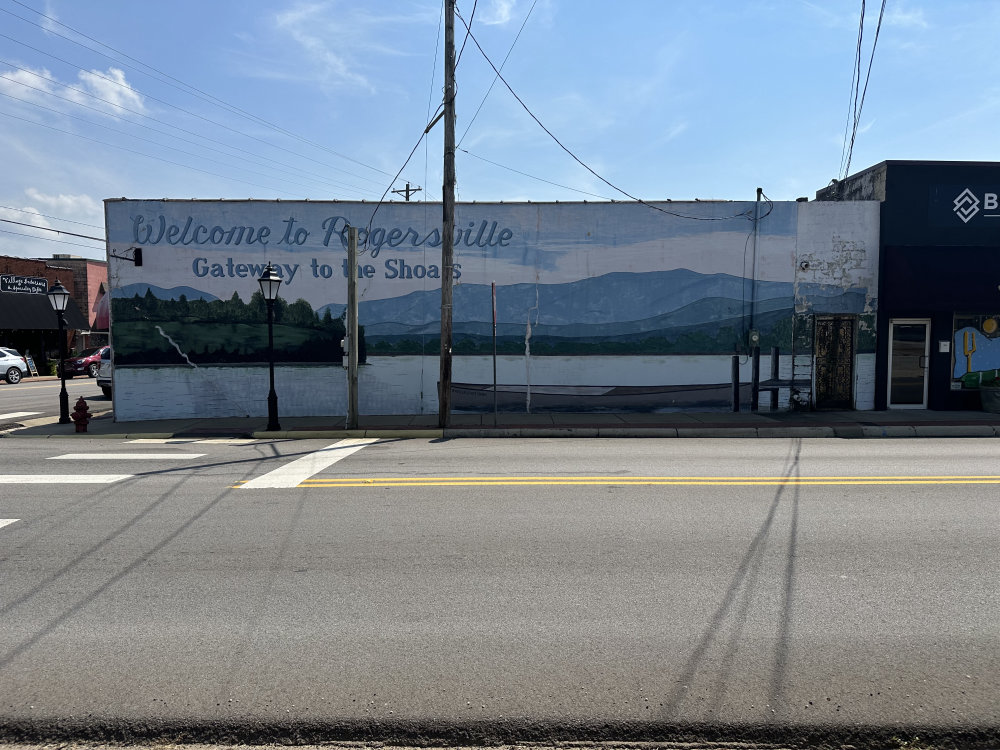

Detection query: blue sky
(1, 0), (997, 262)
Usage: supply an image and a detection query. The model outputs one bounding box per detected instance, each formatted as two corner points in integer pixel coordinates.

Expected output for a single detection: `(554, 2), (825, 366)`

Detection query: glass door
(888, 319), (930, 408)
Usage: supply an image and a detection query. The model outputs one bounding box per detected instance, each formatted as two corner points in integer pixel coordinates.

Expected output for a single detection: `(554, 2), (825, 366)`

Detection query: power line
(458, 148), (614, 200)
(364, 113), (441, 249)
(0, 69), (382, 197)
(453, 9), (759, 222)
(0, 226), (103, 250)
(458, 0), (537, 147)
(2, 1), (406, 183)
(0, 89), (382, 198)
(0, 109), (311, 197)
(842, 0), (887, 180)
(0, 217), (103, 241)
(0, 47), (388, 191)
(0, 204), (103, 230)
(839, 1), (865, 179)
(455, 0), (477, 67)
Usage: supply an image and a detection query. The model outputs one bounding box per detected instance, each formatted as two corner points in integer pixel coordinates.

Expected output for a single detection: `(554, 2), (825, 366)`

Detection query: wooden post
(770, 346), (780, 410)
(731, 355), (740, 412)
(347, 226), (359, 430)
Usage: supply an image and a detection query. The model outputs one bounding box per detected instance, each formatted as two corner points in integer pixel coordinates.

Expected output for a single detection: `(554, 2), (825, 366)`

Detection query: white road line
(48, 453), (206, 460)
(0, 412), (41, 420)
(128, 438), (257, 445)
(128, 438), (200, 444)
(0, 475), (133, 483)
(0, 519), (19, 529)
(240, 438), (378, 489)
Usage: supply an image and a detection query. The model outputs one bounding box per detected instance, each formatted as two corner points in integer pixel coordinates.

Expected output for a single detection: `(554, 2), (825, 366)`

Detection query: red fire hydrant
(71, 396), (91, 433)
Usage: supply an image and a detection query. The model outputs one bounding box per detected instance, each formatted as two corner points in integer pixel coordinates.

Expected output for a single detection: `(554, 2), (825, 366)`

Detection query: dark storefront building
(819, 160), (1000, 410)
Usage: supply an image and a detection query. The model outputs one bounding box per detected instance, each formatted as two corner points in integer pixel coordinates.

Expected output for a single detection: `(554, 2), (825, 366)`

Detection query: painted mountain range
(319, 269), (868, 345)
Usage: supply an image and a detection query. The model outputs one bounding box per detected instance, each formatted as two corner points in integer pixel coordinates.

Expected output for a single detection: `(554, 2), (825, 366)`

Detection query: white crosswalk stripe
(0, 475), (132, 483)
(0, 412), (41, 420)
(128, 438), (258, 445)
(0, 519), (20, 529)
(48, 453), (206, 460)
(240, 438), (378, 489)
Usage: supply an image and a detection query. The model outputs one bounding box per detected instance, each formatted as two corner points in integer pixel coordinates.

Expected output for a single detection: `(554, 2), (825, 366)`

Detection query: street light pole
(258, 263), (283, 432)
(47, 280), (71, 424)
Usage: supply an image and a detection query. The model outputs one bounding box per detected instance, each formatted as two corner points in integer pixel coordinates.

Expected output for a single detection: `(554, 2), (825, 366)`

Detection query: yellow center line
(291, 475), (1000, 488)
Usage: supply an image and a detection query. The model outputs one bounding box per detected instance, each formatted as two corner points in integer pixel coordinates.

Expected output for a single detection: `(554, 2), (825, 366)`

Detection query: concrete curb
(4, 413), (1000, 440)
(911, 424), (1000, 438)
(251, 429), (444, 440)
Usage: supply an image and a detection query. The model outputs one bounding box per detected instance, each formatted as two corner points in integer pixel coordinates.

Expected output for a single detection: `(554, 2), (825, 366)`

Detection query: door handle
(918, 355), (928, 369)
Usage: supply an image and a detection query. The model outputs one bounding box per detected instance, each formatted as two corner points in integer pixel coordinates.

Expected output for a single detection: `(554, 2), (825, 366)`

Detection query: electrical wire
(458, 0), (537, 148)
(842, 0), (886, 180)
(0, 217), (102, 241)
(0, 109), (309, 197)
(0, 70), (382, 196)
(0, 226), (103, 249)
(0, 89), (382, 198)
(0, 204), (103, 230)
(2, 1), (404, 183)
(453, 9), (759, 222)
(458, 148), (614, 200)
(363, 110), (442, 251)
(455, 0), (477, 68)
(839, 0), (866, 180)
(0, 50), (387, 191)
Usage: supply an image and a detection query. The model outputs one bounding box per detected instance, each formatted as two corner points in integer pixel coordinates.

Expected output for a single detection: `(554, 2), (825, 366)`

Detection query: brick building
(0, 254), (106, 372)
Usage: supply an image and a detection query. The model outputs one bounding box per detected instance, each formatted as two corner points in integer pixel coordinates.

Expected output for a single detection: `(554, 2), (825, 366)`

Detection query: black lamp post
(258, 262), (282, 432)
(47, 280), (72, 424)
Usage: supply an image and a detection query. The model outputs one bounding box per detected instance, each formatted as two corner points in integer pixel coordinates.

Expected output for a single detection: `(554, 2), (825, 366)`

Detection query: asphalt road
(1, 436), (999, 747)
(0, 377), (108, 423)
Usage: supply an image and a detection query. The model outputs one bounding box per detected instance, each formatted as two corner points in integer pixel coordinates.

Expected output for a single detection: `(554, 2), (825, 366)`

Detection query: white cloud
(24, 188), (102, 219)
(73, 67), (145, 115)
(269, 2), (440, 93)
(481, 0), (516, 26)
(0, 66), (58, 104)
(0, 64), (144, 118)
(885, 6), (929, 29)
(274, 3), (373, 92)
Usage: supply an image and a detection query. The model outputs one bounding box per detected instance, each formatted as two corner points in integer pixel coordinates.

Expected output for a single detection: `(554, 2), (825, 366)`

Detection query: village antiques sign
(0, 274), (48, 294)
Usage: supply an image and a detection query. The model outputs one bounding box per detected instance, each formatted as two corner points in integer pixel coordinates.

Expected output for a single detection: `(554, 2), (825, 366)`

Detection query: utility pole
(439, 0), (456, 428)
(391, 182), (422, 201)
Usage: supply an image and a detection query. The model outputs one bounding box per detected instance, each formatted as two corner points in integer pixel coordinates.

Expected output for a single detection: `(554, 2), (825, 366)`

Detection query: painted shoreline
(112, 354), (876, 420)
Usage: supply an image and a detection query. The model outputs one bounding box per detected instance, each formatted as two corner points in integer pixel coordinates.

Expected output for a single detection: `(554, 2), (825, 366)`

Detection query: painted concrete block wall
(795, 200), (880, 410)
(105, 199), (880, 420)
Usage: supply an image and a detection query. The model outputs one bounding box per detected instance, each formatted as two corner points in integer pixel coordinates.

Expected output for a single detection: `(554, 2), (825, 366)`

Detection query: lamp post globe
(47, 280), (72, 424)
(258, 263), (282, 432)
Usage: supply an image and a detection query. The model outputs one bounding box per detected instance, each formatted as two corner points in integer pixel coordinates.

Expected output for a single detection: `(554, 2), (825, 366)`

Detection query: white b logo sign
(953, 188), (999, 223)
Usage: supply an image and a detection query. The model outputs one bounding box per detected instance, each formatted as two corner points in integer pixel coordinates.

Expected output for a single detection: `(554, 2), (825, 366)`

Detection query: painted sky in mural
(105, 200), (799, 307)
(953, 323), (1000, 383)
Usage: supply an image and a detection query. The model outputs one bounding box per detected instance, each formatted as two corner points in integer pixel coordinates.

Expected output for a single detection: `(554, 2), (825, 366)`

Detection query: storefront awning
(0, 291), (89, 331)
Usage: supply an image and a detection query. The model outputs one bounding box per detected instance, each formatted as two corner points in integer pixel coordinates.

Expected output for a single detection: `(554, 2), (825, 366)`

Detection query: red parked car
(62, 345), (110, 378)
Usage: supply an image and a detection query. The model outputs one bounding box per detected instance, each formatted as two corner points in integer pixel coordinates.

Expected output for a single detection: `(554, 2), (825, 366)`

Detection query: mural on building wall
(104, 199), (879, 419)
(107, 201), (873, 357)
(953, 315), (1000, 387)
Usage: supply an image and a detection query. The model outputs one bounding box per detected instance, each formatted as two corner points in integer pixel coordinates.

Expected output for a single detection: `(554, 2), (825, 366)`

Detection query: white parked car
(96, 347), (113, 398)
(1, 347), (29, 384)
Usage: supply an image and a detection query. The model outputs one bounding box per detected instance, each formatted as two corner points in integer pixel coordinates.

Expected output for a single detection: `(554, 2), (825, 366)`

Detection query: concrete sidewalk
(5, 404), (1000, 439)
